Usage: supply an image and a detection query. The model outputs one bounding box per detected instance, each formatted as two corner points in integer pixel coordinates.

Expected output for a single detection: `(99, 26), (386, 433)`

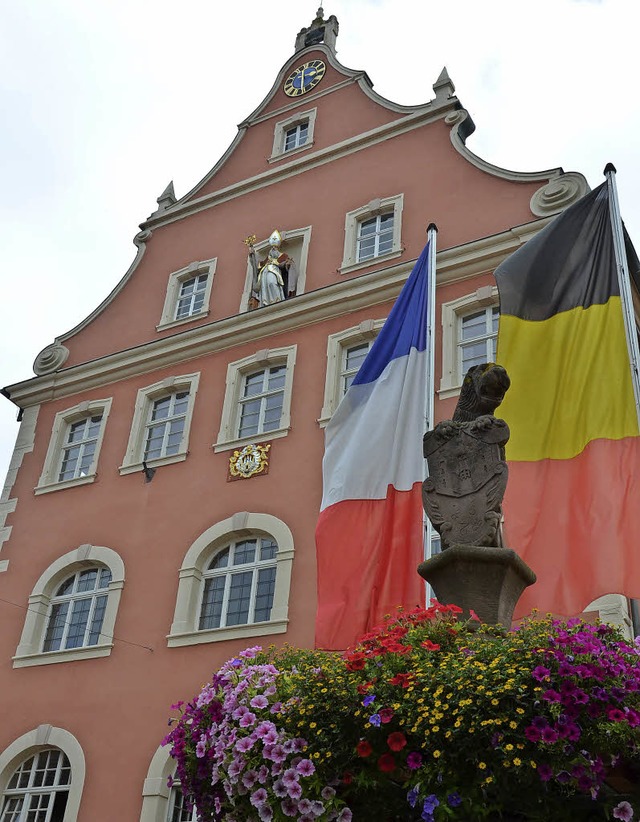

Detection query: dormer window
(284, 122), (309, 152)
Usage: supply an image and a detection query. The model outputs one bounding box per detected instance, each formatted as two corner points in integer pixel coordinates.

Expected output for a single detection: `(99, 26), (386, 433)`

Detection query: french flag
(315, 242), (432, 650)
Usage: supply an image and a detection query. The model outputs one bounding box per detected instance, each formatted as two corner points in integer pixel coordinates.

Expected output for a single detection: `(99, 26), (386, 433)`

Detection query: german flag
(495, 181), (640, 618)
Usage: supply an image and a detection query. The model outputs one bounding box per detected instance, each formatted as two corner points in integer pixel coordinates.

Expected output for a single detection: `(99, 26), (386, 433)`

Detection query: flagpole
(423, 224), (438, 598)
(604, 164), (640, 427)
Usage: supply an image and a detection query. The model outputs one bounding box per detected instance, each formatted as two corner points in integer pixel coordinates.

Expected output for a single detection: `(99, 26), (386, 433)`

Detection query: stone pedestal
(418, 544), (536, 627)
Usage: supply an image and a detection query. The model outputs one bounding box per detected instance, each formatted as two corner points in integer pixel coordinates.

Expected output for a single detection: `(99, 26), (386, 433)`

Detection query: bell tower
(294, 7), (339, 53)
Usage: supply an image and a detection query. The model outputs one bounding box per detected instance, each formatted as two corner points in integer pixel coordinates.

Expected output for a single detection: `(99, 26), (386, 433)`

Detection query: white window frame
(340, 194), (404, 275)
(269, 108), (317, 162)
(13, 544), (125, 668)
(214, 347), (296, 453)
(141, 749), (197, 822)
(439, 286), (499, 399)
(35, 399), (112, 495)
(318, 320), (385, 426)
(0, 726), (85, 822)
(120, 373), (200, 475)
(157, 259), (216, 331)
(167, 513), (294, 648)
(239, 227), (311, 313)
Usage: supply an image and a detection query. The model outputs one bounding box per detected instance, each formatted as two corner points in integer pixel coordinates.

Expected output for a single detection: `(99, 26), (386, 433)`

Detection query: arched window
(43, 567), (112, 652)
(0, 726), (85, 822)
(168, 513), (294, 647)
(13, 544), (125, 668)
(199, 537), (277, 630)
(166, 781), (196, 822)
(1, 749), (71, 820)
(141, 748), (196, 822)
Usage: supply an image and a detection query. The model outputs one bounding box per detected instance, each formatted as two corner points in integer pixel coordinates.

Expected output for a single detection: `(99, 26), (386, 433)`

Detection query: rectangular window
(356, 213), (395, 262)
(57, 415), (103, 482)
(175, 274), (208, 320)
(284, 122), (308, 152)
(459, 306), (499, 374)
(143, 391), (190, 461)
(340, 342), (372, 396)
(237, 367), (286, 438)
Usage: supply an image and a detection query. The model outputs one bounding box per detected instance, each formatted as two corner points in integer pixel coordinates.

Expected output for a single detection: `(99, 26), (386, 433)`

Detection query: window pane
(209, 548), (229, 570)
(267, 367), (286, 390)
(345, 344), (369, 371)
(98, 568), (112, 589)
(358, 218), (377, 237)
(226, 572), (253, 626)
(199, 577), (225, 630)
(77, 569), (98, 592)
(43, 602), (69, 652)
(55, 577), (74, 597)
(260, 539), (277, 561)
(243, 371), (265, 397)
(151, 397), (171, 420)
(87, 595), (108, 645)
(254, 567), (276, 622)
(65, 598), (92, 649)
(233, 540), (256, 565)
(461, 311), (486, 340)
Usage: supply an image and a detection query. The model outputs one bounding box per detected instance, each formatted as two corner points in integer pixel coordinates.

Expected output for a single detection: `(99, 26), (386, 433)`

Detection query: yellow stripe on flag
(497, 296), (639, 461)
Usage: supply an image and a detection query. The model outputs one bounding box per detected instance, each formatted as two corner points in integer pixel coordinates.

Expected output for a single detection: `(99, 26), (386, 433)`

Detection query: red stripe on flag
(315, 483), (425, 650)
(505, 436), (640, 618)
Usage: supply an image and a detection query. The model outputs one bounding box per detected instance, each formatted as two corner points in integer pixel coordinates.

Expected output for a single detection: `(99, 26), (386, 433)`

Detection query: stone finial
(33, 342), (70, 376)
(433, 66), (455, 102)
(154, 181), (177, 214)
(295, 8), (339, 53)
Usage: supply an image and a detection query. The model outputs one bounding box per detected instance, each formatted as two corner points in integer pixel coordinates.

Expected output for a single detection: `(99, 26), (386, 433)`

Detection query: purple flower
(337, 810), (353, 822)
(282, 768), (299, 787)
(235, 736), (255, 753)
(321, 786), (336, 800)
(423, 795), (439, 813)
(447, 793), (462, 807)
(613, 801), (634, 821)
(258, 765), (269, 783)
(368, 713), (382, 727)
(242, 770), (258, 788)
(532, 665), (551, 682)
(255, 721), (276, 738)
(250, 788), (268, 807)
(406, 751), (423, 770)
(281, 799), (298, 817)
(407, 787), (419, 808)
(239, 645), (262, 658)
(538, 764), (553, 782)
(542, 689), (561, 703)
(273, 779), (288, 798)
(541, 726), (559, 743)
(258, 806), (273, 822)
(250, 695), (269, 709)
(239, 711), (257, 727)
(287, 781), (302, 800)
(296, 759), (316, 777)
(310, 800), (325, 815)
(195, 739), (206, 758)
(298, 799), (313, 814)
(363, 694), (376, 707)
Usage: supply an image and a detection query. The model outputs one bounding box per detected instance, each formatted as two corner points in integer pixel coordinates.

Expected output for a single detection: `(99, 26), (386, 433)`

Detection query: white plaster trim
(0, 406), (38, 568)
(13, 544), (125, 667)
(5, 219), (556, 410)
(35, 398), (112, 494)
(119, 373), (200, 474)
(439, 287), (499, 397)
(214, 346), (296, 452)
(239, 227), (312, 313)
(269, 108), (317, 162)
(318, 319), (385, 425)
(167, 513), (294, 648)
(156, 258), (217, 331)
(584, 594), (632, 640)
(0, 726), (86, 822)
(140, 746), (173, 822)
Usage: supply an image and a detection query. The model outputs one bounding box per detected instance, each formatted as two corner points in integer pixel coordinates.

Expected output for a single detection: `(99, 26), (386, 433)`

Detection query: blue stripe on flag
(352, 242), (430, 386)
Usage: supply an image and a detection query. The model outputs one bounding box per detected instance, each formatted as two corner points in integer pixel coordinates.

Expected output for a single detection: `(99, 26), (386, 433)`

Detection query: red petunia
(346, 654), (366, 671)
(342, 772), (353, 785)
(356, 740), (373, 757)
(420, 640), (441, 651)
(379, 707), (394, 724)
(387, 732), (407, 751)
(388, 672), (414, 688)
(356, 681), (375, 694)
(377, 753), (396, 772)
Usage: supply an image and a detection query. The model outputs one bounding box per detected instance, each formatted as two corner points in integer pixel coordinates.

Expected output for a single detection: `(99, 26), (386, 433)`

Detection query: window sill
(13, 643), (113, 668)
(156, 310), (210, 332)
(438, 384), (463, 400)
(167, 618), (288, 648)
(119, 452), (188, 476)
(34, 474), (97, 496)
(213, 428), (290, 454)
(339, 249), (403, 276)
(268, 141), (315, 163)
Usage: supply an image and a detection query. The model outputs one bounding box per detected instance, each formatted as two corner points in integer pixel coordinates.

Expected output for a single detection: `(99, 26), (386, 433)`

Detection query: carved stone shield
(422, 417), (510, 549)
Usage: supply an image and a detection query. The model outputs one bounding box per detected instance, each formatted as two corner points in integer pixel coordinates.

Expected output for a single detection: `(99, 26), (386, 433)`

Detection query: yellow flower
(433, 750), (442, 758)
(478, 762), (486, 770)
(514, 758), (522, 766)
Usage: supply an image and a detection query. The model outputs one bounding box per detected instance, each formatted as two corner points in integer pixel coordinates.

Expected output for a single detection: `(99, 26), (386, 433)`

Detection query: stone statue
(423, 363), (511, 549)
(247, 230), (298, 308)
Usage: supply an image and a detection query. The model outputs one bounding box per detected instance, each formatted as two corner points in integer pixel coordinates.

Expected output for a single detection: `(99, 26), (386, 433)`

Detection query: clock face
(283, 59), (326, 97)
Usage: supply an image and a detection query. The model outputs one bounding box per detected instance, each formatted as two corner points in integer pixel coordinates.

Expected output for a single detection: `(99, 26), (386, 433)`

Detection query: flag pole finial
(604, 162), (617, 175)
(427, 222), (438, 234)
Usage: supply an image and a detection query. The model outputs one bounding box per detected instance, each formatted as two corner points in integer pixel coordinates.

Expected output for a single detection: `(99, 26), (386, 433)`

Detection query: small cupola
(294, 7), (339, 53)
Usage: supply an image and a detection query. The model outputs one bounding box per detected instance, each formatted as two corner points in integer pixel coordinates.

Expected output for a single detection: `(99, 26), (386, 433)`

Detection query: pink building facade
(0, 12), (601, 820)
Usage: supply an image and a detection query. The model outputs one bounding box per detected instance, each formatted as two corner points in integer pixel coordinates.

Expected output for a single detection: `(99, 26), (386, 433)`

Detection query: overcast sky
(1, 0), (638, 483)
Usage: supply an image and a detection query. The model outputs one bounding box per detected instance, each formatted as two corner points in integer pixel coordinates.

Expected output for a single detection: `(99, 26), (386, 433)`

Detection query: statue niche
(422, 363), (511, 549)
(246, 230), (298, 310)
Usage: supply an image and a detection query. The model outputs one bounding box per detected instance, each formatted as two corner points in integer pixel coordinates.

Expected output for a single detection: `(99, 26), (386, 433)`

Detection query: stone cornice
(4, 218), (554, 409)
